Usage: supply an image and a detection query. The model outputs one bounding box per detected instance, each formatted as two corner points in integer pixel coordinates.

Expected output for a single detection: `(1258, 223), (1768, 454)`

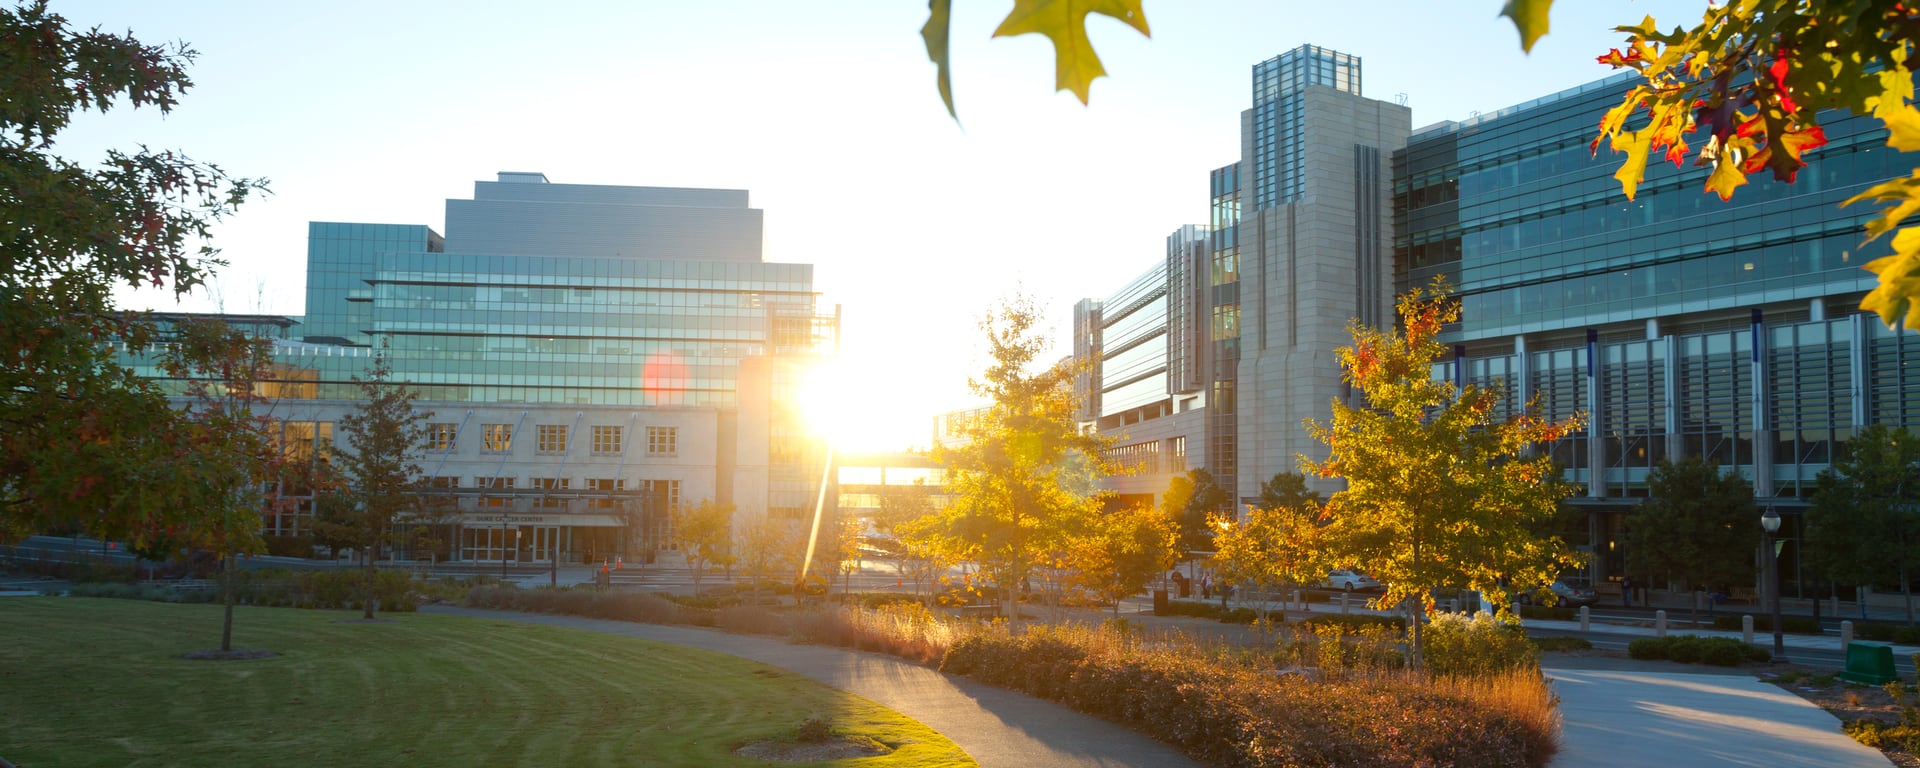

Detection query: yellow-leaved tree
(1306, 280), (1583, 668)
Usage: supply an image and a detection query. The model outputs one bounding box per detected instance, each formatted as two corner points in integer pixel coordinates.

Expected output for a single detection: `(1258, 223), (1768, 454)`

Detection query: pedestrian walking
(1621, 576), (1633, 608)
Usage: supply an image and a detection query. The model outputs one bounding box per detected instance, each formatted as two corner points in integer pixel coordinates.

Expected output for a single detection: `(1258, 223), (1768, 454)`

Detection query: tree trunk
(220, 554), (236, 652)
(362, 542), (377, 620)
(1904, 562), (1913, 627)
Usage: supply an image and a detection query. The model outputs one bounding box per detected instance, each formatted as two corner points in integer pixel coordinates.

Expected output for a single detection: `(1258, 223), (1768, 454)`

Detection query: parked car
(1519, 580), (1597, 608)
(1323, 569), (1380, 592)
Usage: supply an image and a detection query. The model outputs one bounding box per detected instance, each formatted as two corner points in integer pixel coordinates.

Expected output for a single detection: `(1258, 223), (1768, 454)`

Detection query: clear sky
(55, 0), (1703, 452)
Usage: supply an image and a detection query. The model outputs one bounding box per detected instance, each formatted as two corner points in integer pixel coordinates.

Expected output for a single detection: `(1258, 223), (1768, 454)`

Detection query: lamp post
(1761, 506), (1784, 659)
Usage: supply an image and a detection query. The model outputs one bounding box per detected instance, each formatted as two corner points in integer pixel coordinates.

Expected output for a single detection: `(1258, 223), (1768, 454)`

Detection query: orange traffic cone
(616, 556), (623, 570)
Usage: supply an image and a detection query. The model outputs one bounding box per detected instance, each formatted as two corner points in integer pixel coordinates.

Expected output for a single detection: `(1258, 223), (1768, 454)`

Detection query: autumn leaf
(921, 0), (955, 119)
(993, 0), (1150, 104)
(1501, 0), (1554, 53)
(1844, 170), (1920, 242)
(1883, 104), (1920, 152)
(1861, 229), (1920, 330)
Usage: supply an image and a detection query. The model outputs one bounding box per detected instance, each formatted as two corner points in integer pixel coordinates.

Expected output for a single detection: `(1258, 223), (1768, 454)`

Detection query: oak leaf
(992, 0), (1150, 104)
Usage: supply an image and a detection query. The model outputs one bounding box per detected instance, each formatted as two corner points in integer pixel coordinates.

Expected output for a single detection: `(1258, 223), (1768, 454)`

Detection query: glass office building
(1072, 47), (1916, 597)
(1395, 73), (1913, 587)
(127, 173), (836, 563)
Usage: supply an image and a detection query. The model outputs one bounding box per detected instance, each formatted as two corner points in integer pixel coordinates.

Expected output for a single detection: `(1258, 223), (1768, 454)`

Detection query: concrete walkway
(1546, 663), (1891, 767)
(426, 606), (1202, 768)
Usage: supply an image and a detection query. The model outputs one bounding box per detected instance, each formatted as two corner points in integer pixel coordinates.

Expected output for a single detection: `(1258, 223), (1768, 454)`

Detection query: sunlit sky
(58, 0), (1702, 452)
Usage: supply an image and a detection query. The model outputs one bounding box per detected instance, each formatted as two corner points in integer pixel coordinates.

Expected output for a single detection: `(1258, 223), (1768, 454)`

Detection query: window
(482, 423), (513, 453)
(537, 424), (568, 454)
(591, 425), (624, 455)
(479, 476), (515, 507)
(647, 426), (677, 456)
(533, 477), (570, 508)
(427, 423), (458, 451)
(425, 476), (457, 489)
(588, 477), (625, 509)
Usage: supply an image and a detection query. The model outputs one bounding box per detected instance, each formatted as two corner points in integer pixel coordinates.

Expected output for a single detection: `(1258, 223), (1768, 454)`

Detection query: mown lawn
(0, 597), (972, 768)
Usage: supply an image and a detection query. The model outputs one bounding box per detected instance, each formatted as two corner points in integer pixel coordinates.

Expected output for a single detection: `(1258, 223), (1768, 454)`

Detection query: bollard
(1579, 605), (1590, 632)
(1742, 615), (1754, 645)
(1341, 592), (1351, 615)
(1291, 590), (1301, 612)
(1842, 620), (1855, 648)
(1656, 610), (1667, 638)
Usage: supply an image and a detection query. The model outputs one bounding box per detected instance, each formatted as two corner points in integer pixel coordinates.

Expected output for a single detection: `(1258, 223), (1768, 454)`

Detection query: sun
(794, 356), (935, 454)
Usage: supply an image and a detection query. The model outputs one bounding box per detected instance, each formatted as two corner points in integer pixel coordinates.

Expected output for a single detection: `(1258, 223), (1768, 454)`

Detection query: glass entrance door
(532, 526), (561, 563)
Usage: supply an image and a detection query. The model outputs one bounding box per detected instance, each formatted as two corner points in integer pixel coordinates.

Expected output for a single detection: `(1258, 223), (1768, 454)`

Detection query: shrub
(940, 627), (1555, 768)
(1711, 614), (1821, 634)
(795, 717), (832, 743)
(1627, 635), (1767, 665)
(1530, 636), (1593, 652)
(1517, 604), (1577, 621)
(1298, 613), (1406, 632)
(1424, 613), (1538, 678)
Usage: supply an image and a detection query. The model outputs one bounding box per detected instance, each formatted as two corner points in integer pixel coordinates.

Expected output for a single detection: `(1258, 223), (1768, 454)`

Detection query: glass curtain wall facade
(122, 174), (836, 561)
(1397, 72), (1908, 590)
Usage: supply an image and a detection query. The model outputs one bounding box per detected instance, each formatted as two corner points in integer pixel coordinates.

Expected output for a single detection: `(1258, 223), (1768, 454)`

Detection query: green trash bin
(1839, 642), (1898, 685)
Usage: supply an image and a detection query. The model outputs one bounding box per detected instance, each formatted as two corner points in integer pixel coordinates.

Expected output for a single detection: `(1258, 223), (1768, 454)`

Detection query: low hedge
(1852, 621), (1920, 645)
(1297, 613), (1406, 632)
(1155, 599), (1262, 624)
(1517, 604), (1578, 621)
(1711, 614), (1821, 635)
(940, 627), (1555, 768)
(69, 569), (422, 612)
(1627, 635), (1770, 666)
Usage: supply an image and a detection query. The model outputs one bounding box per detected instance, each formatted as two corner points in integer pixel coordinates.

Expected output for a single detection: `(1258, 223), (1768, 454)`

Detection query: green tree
(1160, 468), (1229, 569)
(671, 499), (734, 597)
(0, 1), (262, 543)
(154, 317), (296, 652)
(1626, 455), (1760, 626)
(926, 294), (1113, 622)
(1256, 471), (1321, 512)
(1210, 502), (1326, 623)
(737, 516), (801, 605)
(1805, 425), (1920, 624)
(892, 514), (955, 606)
(1070, 506), (1177, 616)
(1306, 280), (1582, 667)
(319, 350), (430, 619)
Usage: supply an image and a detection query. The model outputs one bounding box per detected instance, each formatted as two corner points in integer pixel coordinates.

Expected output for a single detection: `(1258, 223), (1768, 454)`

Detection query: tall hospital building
(129, 173), (836, 565)
(1075, 46), (1915, 589)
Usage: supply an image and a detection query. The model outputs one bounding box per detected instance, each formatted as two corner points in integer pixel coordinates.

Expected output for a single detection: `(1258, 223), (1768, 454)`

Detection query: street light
(1761, 506), (1784, 660)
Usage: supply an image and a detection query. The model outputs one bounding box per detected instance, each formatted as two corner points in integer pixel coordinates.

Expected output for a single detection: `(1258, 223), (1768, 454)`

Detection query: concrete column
(1579, 605), (1590, 632)
(1742, 614), (1754, 645)
(1656, 610), (1668, 637)
(1341, 592), (1350, 615)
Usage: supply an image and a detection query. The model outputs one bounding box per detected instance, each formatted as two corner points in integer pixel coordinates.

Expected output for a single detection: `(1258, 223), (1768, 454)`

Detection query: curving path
(425, 606), (1203, 768)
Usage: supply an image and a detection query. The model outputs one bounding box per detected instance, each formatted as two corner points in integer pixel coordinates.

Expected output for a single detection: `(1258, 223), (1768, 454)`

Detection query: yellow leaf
(1843, 170), (1920, 242)
(1501, 0), (1554, 53)
(1611, 129), (1653, 199)
(1704, 152), (1747, 200)
(1860, 228), (1920, 331)
(1884, 105), (1920, 152)
(993, 0), (1151, 104)
(921, 0), (956, 120)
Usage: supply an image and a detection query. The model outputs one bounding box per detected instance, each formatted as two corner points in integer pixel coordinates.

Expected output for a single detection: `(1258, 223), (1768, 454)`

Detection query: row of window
(426, 423), (678, 457)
